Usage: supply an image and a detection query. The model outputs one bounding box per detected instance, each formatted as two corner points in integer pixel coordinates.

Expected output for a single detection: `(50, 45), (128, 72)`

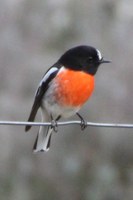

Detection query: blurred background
(0, 0), (132, 200)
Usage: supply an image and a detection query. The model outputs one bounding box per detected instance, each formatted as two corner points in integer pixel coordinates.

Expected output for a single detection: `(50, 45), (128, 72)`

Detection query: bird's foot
(80, 118), (87, 130)
(50, 115), (61, 132)
(51, 120), (58, 132)
(76, 113), (87, 130)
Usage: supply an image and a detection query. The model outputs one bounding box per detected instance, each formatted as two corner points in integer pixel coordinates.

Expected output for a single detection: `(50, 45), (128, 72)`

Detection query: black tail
(25, 101), (40, 132)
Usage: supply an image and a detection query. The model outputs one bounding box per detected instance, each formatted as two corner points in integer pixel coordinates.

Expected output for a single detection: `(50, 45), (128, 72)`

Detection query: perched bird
(25, 45), (110, 152)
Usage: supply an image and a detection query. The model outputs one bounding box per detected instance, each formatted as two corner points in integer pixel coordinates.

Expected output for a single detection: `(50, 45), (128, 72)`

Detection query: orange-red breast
(25, 45), (110, 152)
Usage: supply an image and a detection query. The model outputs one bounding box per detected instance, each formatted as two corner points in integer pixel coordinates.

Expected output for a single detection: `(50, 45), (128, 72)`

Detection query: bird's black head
(58, 45), (110, 75)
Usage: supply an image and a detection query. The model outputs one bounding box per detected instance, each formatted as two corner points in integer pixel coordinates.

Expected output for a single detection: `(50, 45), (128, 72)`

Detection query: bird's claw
(76, 113), (87, 130)
(80, 119), (87, 130)
(51, 120), (58, 132)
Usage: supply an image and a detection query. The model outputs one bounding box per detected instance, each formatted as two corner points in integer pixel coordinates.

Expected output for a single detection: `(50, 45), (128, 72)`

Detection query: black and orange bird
(25, 45), (110, 152)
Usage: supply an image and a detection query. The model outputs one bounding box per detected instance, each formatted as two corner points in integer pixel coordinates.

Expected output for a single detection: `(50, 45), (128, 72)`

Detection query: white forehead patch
(96, 49), (102, 60)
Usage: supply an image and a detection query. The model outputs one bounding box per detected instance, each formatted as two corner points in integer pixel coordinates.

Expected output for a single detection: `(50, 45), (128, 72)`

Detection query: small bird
(25, 45), (110, 152)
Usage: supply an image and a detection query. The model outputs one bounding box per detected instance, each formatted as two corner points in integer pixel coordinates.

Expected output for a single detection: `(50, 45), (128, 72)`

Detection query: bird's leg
(76, 113), (87, 130)
(50, 115), (61, 132)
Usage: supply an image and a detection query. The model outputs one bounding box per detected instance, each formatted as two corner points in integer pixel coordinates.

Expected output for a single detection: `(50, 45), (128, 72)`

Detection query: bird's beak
(99, 58), (111, 64)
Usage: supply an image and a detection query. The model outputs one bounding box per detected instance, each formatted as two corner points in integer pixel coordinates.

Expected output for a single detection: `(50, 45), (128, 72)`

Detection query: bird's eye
(87, 57), (93, 62)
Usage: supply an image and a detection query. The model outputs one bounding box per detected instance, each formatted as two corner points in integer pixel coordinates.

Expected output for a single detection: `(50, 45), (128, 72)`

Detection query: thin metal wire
(0, 120), (133, 128)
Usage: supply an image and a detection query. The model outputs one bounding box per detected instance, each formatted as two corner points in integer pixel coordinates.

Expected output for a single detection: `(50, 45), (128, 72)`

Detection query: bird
(25, 45), (110, 153)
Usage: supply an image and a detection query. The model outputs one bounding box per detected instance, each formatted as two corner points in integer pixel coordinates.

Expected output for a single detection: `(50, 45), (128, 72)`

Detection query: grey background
(0, 0), (132, 200)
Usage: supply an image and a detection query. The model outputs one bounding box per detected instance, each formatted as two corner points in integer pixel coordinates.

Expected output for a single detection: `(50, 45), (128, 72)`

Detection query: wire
(0, 120), (133, 128)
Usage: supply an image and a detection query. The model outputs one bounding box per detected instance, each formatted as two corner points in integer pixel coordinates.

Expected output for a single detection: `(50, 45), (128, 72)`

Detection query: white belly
(42, 99), (80, 118)
(41, 94), (80, 119)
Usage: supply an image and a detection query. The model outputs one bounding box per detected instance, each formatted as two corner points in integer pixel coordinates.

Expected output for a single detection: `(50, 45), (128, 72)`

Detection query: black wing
(25, 65), (59, 132)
